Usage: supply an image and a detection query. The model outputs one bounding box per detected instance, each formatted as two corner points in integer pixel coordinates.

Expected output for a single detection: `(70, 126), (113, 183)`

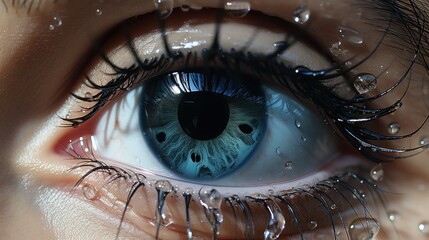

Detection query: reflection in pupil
(178, 92), (229, 140)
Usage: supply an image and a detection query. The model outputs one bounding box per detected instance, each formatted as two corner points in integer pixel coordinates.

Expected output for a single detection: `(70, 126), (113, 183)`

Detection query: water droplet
(330, 204), (337, 210)
(388, 211), (398, 222)
(308, 220), (318, 229)
(183, 187), (194, 195)
(82, 184), (98, 200)
(295, 119), (301, 128)
(276, 147), (281, 155)
(199, 188), (223, 236)
(370, 164), (384, 182)
(85, 92), (93, 99)
(419, 136), (429, 148)
(224, 1), (251, 17)
(53, 16), (62, 27)
(153, 0), (174, 19)
(251, 194), (285, 240)
(353, 73), (377, 94)
(419, 221), (429, 234)
(329, 42), (348, 57)
(349, 218), (380, 240)
(48, 24), (55, 30)
(95, 9), (103, 16)
(180, 4), (190, 11)
(284, 161), (293, 170)
(339, 26), (363, 44)
(154, 180), (174, 238)
(388, 122), (400, 135)
(293, 5), (310, 24)
(301, 136), (307, 142)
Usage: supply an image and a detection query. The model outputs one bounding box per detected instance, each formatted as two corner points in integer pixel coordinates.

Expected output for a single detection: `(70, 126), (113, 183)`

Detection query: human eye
(8, 0), (429, 240)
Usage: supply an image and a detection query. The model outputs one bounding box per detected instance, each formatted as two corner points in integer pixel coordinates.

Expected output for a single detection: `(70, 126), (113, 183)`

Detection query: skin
(1, 0), (429, 239)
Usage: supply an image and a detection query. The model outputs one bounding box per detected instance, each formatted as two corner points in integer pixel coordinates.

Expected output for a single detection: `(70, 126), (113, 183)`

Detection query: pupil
(178, 91), (229, 140)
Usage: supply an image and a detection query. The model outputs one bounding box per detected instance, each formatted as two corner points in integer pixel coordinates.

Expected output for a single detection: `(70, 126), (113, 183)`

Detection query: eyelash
(60, 2), (428, 239)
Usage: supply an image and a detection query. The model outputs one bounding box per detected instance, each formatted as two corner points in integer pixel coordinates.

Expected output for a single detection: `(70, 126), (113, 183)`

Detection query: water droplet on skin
(53, 16), (62, 27)
(95, 9), (103, 16)
(224, 1), (251, 17)
(153, 0), (174, 19)
(388, 211), (398, 222)
(370, 164), (384, 182)
(329, 42), (348, 57)
(419, 136), (429, 148)
(180, 4), (191, 11)
(419, 221), (429, 234)
(330, 204), (337, 210)
(276, 147), (281, 155)
(339, 26), (363, 44)
(349, 218), (380, 240)
(284, 161), (293, 170)
(293, 5), (310, 24)
(388, 122), (400, 135)
(85, 92), (93, 99)
(353, 73), (377, 94)
(48, 24), (55, 30)
(295, 119), (301, 128)
(199, 188), (223, 236)
(308, 220), (318, 229)
(301, 136), (307, 142)
(251, 194), (285, 240)
(82, 184), (98, 200)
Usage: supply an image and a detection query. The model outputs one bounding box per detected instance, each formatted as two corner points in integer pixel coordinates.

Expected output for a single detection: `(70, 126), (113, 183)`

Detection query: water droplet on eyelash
(154, 180), (174, 238)
(370, 164), (384, 182)
(224, 1), (251, 18)
(293, 5), (310, 24)
(82, 184), (98, 200)
(65, 114), (70, 119)
(95, 9), (103, 16)
(251, 194), (285, 239)
(295, 119), (301, 128)
(419, 221), (429, 234)
(349, 218), (380, 240)
(308, 220), (318, 230)
(199, 188), (223, 236)
(153, 0), (174, 19)
(284, 161), (293, 170)
(339, 26), (363, 45)
(276, 146), (281, 155)
(353, 73), (377, 94)
(388, 211), (398, 222)
(388, 122), (400, 135)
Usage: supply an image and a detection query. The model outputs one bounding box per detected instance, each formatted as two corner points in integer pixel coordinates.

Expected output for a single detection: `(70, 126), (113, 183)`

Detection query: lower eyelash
(65, 139), (389, 240)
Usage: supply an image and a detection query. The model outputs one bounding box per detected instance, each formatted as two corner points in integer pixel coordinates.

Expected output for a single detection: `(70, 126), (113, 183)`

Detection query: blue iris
(140, 71), (266, 180)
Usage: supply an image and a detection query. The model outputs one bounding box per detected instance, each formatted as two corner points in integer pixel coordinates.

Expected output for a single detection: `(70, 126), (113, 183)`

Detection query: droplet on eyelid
(153, 0), (174, 19)
(293, 5), (310, 24)
(419, 136), (429, 147)
(370, 164), (384, 182)
(199, 188), (223, 235)
(224, 1), (251, 18)
(353, 73), (377, 94)
(349, 218), (380, 240)
(419, 221), (429, 234)
(339, 26), (363, 45)
(301, 136), (307, 142)
(53, 16), (62, 27)
(388, 122), (400, 135)
(48, 24), (55, 31)
(95, 9), (103, 16)
(82, 184), (98, 200)
(388, 211), (398, 222)
(308, 220), (318, 230)
(180, 4), (190, 11)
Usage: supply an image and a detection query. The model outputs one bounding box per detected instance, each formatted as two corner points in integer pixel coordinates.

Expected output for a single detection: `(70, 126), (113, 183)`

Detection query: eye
(51, 4), (403, 240)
